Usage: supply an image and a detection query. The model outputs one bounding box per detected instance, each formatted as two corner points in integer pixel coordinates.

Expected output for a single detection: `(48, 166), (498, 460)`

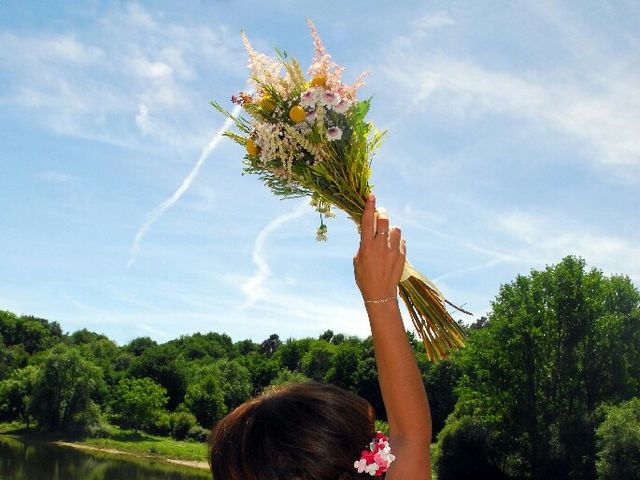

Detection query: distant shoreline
(0, 426), (210, 472)
(53, 440), (210, 470)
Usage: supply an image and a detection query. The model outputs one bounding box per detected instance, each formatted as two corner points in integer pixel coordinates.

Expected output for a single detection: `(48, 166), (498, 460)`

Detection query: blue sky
(1, 1), (639, 345)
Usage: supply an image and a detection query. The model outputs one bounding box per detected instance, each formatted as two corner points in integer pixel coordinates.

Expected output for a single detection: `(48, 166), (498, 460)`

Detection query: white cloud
(135, 103), (151, 134)
(497, 210), (640, 281)
(378, 4), (640, 178)
(0, 32), (104, 66)
(126, 56), (173, 80)
(0, 4), (244, 149)
(37, 171), (78, 184)
(384, 56), (640, 170)
(413, 11), (455, 32)
(125, 3), (157, 30)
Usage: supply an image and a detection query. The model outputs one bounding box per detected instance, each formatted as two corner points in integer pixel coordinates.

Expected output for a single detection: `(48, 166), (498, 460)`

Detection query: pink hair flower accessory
(354, 432), (395, 476)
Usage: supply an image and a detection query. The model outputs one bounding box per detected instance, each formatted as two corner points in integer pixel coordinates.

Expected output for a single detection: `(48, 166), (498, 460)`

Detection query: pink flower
(305, 109), (317, 123)
(354, 432), (394, 477)
(354, 459), (368, 474)
(300, 88), (318, 108)
(322, 91), (341, 107)
(326, 126), (343, 141)
(334, 98), (351, 114)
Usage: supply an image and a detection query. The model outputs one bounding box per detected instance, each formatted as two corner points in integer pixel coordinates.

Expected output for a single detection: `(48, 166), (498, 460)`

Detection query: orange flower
(310, 75), (326, 88)
(289, 105), (306, 123)
(246, 138), (260, 156)
(259, 96), (276, 114)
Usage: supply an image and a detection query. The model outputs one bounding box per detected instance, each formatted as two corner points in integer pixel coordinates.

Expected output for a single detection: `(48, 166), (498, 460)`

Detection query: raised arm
(353, 194), (432, 480)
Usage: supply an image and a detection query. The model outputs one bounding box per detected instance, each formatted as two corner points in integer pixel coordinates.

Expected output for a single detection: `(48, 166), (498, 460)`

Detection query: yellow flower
(310, 75), (326, 88)
(246, 138), (259, 156)
(259, 96), (276, 114)
(289, 105), (306, 124)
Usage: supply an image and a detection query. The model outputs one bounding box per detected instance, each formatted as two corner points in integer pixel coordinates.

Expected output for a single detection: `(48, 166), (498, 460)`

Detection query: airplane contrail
(239, 200), (309, 309)
(127, 105), (242, 269)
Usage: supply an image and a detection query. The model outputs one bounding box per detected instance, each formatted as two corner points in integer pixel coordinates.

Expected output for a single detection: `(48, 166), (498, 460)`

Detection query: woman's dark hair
(209, 382), (376, 480)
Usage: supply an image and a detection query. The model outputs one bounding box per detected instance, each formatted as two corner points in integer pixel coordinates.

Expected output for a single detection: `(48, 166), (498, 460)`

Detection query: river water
(0, 435), (211, 480)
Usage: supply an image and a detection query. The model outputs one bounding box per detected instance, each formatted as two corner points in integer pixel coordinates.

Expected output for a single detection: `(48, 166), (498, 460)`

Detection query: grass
(0, 422), (208, 464)
(83, 425), (208, 462)
(0, 421), (24, 434)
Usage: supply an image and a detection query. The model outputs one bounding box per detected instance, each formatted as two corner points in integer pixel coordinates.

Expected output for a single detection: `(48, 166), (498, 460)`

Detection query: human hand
(353, 194), (406, 302)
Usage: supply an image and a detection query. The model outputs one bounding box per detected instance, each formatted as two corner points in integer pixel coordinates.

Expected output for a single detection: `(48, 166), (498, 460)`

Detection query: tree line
(1, 256), (639, 479)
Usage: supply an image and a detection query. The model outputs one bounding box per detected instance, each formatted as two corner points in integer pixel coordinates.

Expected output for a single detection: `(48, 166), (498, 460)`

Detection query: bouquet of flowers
(212, 20), (467, 360)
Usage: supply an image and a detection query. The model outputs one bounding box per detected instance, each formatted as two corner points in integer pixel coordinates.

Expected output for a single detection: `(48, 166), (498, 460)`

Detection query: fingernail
(369, 193), (376, 203)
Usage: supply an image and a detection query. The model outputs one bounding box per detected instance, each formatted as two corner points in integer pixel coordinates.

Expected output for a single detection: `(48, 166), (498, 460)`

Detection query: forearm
(367, 300), (432, 445)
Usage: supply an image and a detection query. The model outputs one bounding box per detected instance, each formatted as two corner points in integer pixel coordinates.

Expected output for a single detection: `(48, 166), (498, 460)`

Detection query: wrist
(363, 295), (398, 305)
(359, 286), (398, 302)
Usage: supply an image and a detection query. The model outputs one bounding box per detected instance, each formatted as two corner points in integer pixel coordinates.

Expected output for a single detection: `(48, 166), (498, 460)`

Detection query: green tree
(169, 408), (198, 440)
(301, 340), (335, 381)
(217, 359), (252, 410)
(0, 311), (63, 356)
(434, 416), (508, 480)
(168, 332), (234, 361)
(269, 368), (311, 387)
(30, 345), (105, 432)
(0, 365), (39, 427)
(184, 359), (252, 428)
(184, 364), (227, 428)
(129, 344), (187, 410)
(125, 336), (157, 356)
(325, 341), (361, 389)
(595, 398), (640, 480)
(351, 339), (385, 420)
(420, 357), (461, 437)
(113, 377), (168, 432)
(238, 351), (278, 394)
(260, 333), (282, 357)
(452, 256), (640, 479)
(234, 338), (259, 356)
(276, 338), (308, 372)
(0, 344), (28, 381)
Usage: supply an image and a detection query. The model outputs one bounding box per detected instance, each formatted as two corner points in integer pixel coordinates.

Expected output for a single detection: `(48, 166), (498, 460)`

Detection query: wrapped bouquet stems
(212, 20), (467, 360)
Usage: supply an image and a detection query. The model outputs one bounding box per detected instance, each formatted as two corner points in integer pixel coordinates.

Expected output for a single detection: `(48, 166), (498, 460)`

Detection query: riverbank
(0, 422), (209, 470)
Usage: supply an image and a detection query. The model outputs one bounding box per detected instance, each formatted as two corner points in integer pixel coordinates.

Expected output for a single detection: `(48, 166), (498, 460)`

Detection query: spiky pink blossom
(306, 19), (368, 101)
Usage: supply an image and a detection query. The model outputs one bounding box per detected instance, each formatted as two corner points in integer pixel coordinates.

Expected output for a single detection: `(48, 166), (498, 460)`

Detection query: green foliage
(260, 333), (282, 357)
(351, 339), (385, 420)
(301, 340), (336, 381)
(168, 332), (235, 361)
(125, 336), (157, 356)
(325, 341), (361, 389)
(238, 351), (278, 394)
(0, 365), (39, 426)
(451, 256), (640, 479)
(0, 310), (63, 356)
(0, 344), (28, 381)
(1, 255), (636, 473)
(595, 398), (640, 479)
(112, 377), (168, 432)
(276, 338), (308, 371)
(421, 357), (462, 437)
(183, 360), (251, 428)
(184, 368), (226, 429)
(434, 416), (508, 480)
(128, 344), (188, 410)
(169, 409), (198, 440)
(186, 425), (210, 442)
(29, 344), (105, 433)
(269, 368), (311, 387)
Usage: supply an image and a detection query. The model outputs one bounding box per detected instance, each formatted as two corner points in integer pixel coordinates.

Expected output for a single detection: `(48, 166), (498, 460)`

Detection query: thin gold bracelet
(363, 296), (398, 305)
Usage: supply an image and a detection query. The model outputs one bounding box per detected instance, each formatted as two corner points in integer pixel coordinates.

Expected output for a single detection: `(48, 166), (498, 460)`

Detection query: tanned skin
(353, 193), (432, 480)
